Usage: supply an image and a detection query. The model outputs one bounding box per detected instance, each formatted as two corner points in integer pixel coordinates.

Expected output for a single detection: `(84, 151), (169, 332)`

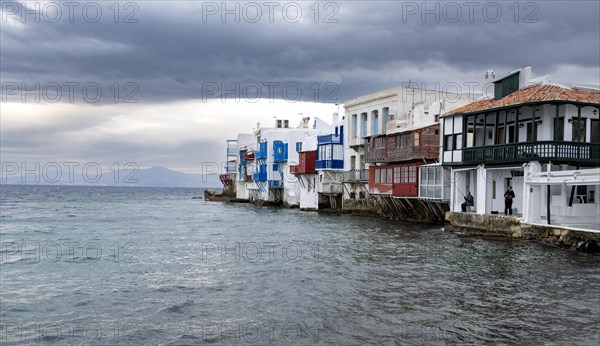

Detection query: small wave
(162, 300), (194, 314)
(8, 307), (31, 313)
(74, 300), (92, 307)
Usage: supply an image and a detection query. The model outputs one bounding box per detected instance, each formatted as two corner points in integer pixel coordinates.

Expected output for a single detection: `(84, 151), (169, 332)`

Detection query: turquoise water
(1, 185), (599, 345)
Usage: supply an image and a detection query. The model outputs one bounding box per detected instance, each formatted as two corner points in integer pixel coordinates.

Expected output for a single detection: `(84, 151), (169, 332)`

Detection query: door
(497, 127), (505, 144)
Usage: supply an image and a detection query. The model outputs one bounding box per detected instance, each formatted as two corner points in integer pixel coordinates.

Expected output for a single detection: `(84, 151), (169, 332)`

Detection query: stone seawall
(445, 212), (600, 252)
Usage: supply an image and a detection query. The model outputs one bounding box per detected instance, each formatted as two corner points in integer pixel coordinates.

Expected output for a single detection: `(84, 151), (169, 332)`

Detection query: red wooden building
(365, 124), (440, 196)
(290, 150), (317, 175)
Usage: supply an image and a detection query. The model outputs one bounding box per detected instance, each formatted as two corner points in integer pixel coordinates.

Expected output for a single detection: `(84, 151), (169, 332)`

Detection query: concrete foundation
(445, 212), (600, 252)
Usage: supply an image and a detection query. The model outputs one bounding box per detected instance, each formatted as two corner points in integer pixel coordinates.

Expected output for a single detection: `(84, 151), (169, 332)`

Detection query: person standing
(461, 191), (474, 212)
(504, 186), (515, 215)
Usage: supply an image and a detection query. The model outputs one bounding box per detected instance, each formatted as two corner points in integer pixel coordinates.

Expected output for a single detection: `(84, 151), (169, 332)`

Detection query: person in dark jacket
(461, 191), (474, 212)
(504, 186), (515, 215)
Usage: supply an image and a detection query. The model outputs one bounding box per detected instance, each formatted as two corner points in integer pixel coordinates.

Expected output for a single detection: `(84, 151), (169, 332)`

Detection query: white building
(315, 113), (345, 209)
(343, 86), (476, 210)
(441, 66), (600, 230)
(235, 117), (330, 206)
(289, 131), (319, 210)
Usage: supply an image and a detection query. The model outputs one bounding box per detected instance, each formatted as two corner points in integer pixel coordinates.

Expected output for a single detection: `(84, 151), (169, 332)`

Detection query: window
(465, 131), (474, 147)
(414, 132), (420, 146)
(494, 72), (520, 100)
(373, 110), (379, 135)
(591, 119), (599, 144)
(401, 166), (408, 183)
(455, 134), (463, 150)
(419, 165), (445, 200)
(387, 169), (392, 184)
(393, 167), (400, 183)
(445, 135), (454, 150)
(409, 166), (416, 183)
(352, 114), (358, 138)
(375, 169), (380, 183)
(445, 134), (462, 150)
(507, 125), (515, 144)
(526, 122), (535, 142)
(571, 118), (587, 142)
(375, 137), (385, 148)
(350, 156), (356, 170)
(554, 117), (564, 141)
(361, 113), (368, 137)
(575, 185), (588, 204)
(383, 107), (390, 132)
(396, 133), (413, 148)
(333, 145), (344, 160)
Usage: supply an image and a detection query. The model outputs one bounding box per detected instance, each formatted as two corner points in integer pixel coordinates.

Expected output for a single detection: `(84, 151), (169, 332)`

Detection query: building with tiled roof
(444, 83), (600, 116)
(441, 66), (599, 230)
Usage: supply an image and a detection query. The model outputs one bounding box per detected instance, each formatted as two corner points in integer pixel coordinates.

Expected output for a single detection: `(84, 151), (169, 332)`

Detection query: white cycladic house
(235, 117), (331, 206)
(289, 134), (319, 210)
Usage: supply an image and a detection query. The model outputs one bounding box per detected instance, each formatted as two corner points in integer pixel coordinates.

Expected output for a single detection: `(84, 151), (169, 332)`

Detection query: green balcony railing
(462, 141), (600, 165)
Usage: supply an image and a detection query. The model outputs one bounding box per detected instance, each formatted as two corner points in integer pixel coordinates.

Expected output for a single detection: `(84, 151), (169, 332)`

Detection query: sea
(1, 184), (599, 345)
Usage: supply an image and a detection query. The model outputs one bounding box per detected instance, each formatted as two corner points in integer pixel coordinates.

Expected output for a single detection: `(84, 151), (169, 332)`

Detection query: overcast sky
(1, 0), (599, 174)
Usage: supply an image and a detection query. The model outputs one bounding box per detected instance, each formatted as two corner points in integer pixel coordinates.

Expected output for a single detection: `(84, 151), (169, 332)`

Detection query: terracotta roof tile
(443, 84), (600, 116)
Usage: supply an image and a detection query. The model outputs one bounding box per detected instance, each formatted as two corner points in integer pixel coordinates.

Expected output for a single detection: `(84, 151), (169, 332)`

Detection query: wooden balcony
(290, 151), (316, 174)
(290, 165), (316, 175)
(386, 145), (439, 162)
(462, 141), (600, 165)
(219, 173), (234, 187)
(342, 169), (369, 182)
(365, 124), (440, 163)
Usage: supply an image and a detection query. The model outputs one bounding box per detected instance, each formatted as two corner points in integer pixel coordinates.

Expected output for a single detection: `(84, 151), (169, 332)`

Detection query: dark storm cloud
(2, 0), (599, 104)
(1, 1), (598, 173)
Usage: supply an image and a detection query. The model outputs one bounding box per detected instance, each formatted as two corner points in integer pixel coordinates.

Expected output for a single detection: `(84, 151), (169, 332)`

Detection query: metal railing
(462, 141), (600, 165)
(316, 160), (344, 170)
(342, 169), (369, 182)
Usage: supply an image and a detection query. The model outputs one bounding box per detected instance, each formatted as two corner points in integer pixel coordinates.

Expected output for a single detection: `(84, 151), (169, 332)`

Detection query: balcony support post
(514, 107), (520, 143)
(482, 113), (487, 146)
(493, 111), (499, 145)
(503, 110), (507, 144)
(462, 115), (467, 148)
(473, 114), (477, 147)
(546, 184), (551, 225)
(577, 105), (582, 158)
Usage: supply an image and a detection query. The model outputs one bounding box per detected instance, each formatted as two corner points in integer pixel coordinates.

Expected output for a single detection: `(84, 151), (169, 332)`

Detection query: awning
(527, 168), (600, 186)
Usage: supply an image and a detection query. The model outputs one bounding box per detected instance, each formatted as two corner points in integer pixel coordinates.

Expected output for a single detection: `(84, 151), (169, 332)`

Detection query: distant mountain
(1, 166), (221, 188)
